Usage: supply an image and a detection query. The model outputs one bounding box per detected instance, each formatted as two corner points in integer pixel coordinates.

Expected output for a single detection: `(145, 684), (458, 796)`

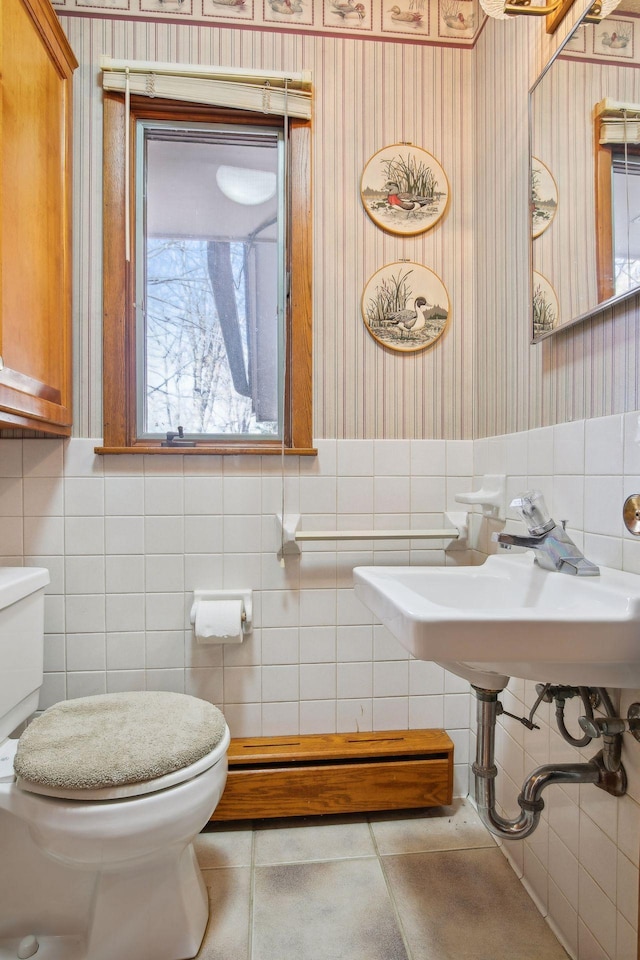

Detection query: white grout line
(248, 825), (257, 960)
(367, 818), (415, 960)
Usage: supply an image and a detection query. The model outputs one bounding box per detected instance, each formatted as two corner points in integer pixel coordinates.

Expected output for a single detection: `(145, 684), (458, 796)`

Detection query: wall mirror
(530, 0), (640, 341)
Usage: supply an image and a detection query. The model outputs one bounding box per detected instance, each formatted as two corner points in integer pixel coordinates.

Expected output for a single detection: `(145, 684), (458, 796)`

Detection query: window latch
(161, 426), (196, 448)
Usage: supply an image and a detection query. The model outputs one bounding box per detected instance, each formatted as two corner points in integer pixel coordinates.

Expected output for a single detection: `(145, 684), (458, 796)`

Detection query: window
(611, 154), (640, 295)
(140, 121), (283, 440)
(100, 68), (313, 455)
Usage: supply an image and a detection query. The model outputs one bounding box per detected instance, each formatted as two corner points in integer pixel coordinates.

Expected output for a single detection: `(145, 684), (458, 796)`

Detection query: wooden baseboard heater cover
(211, 729), (453, 820)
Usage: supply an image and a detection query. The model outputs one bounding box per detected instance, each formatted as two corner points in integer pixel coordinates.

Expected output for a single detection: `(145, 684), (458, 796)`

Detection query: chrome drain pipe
(472, 687), (625, 841)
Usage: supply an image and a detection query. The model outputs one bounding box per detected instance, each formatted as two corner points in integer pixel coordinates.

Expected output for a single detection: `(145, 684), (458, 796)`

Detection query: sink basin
(353, 553), (640, 690)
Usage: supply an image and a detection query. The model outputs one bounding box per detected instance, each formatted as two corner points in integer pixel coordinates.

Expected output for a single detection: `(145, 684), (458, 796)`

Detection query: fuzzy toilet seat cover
(14, 691), (227, 790)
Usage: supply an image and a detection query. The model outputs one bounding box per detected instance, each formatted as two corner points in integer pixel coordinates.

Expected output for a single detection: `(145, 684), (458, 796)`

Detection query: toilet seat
(13, 691), (229, 801)
(16, 727), (230, 801)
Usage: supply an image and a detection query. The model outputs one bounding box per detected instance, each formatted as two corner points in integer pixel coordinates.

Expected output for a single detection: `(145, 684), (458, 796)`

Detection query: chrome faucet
(493, 491), (600, 576)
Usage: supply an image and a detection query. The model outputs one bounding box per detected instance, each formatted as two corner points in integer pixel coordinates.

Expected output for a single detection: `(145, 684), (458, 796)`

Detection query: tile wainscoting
(3, 420), (640, 959)
(474, 412), (640, 960)
(0, 436), (476, 798)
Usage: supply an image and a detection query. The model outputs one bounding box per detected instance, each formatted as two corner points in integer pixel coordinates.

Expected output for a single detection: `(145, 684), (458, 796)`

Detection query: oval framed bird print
(360, 145), (449, 236)
(361, 261), (450, 353)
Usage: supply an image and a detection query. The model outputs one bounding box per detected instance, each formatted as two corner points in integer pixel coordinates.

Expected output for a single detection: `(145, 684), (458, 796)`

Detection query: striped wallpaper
(474, 8), (640, 437)
(60, 4), (640, 443)
(62, 14), (475, 441)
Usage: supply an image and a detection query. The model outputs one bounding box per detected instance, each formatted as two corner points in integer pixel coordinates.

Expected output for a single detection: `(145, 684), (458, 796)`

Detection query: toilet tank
(0, 567), (50, 741)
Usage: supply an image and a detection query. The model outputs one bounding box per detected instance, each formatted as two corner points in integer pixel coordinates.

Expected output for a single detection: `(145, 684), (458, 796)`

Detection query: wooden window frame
(98, 93), (314, 456)
(595, 118), (616, 304)
(595, 120), (640, 305)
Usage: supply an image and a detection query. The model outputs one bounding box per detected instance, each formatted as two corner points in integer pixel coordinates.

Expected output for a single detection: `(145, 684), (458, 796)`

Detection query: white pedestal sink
(353, 552), (640, 690)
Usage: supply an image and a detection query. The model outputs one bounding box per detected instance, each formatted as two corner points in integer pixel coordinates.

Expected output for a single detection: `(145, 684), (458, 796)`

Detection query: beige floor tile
(193, 809), (568, 960)
(382, 847), (569, 960)
(254, 815), (377, 865)
(252, 858), (409, 960)
(370, 798), (497, 855)
(197, 866), (251, 960)
(196, 823), (254, 868)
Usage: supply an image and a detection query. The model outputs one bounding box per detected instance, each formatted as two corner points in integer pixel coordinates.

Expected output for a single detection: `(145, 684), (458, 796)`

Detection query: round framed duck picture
(361, 261), (450, 353)
(360, 144), (449, 236)
(532, 270), (559, 338)
(531, 157), (558, 239)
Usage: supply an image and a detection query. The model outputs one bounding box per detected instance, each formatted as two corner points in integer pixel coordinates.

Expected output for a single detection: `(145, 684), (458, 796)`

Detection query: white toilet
(0, 567), (230, 960)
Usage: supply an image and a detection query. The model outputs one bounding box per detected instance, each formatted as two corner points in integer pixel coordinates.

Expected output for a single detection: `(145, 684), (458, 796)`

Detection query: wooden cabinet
(0, 0), (77, 435)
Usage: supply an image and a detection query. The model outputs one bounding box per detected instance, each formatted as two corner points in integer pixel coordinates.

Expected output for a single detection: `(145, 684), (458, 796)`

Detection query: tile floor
(193, 800), (569, 960)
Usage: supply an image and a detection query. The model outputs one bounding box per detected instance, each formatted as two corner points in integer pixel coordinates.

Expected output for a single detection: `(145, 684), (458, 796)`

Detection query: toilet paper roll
(194, 599), (244, 644)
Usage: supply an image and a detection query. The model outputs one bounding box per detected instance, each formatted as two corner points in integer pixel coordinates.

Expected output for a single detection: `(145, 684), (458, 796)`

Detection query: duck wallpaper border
(361, 261), (450, 353)
(360, 144), (449, 237)
(560, 14), (639, 64)
(53, 0), (482, 43)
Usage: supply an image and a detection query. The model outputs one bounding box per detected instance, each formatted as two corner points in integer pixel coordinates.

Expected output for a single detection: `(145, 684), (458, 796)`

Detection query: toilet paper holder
(189, 590), (253, 636)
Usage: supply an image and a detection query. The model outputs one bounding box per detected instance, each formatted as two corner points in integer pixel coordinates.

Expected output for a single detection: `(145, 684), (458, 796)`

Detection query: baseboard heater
(211, 729), (453, 820)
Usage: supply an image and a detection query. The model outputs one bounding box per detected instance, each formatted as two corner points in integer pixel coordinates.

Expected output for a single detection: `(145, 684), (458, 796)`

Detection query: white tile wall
(475, 414), (640, 960)
(4, 421), (640, 958)
(0, 436), (475, 798)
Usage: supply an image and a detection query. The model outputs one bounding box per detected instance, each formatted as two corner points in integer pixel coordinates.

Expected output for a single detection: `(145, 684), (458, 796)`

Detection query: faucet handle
(510, 490), (554, 536)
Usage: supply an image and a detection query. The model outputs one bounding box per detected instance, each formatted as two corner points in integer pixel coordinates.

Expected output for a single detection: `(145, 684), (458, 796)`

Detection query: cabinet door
(0, 0), (77, 434)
